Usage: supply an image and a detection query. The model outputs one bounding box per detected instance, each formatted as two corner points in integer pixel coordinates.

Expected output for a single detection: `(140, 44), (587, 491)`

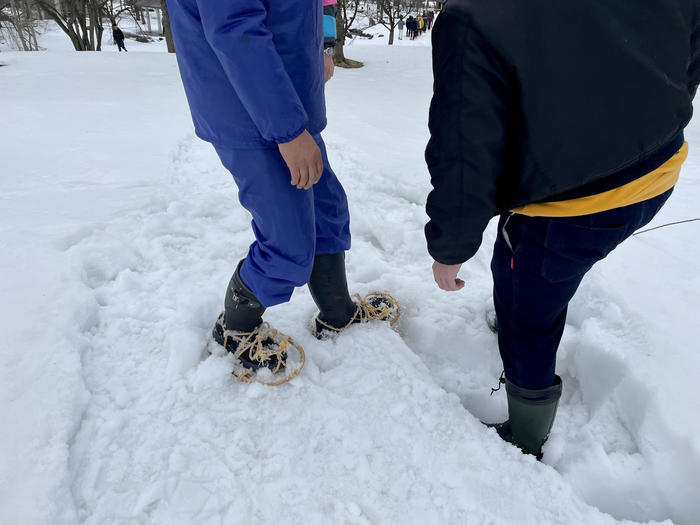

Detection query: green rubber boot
(493, 375), (563, 459)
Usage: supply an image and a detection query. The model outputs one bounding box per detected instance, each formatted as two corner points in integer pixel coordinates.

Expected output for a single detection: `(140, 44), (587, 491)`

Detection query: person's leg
(492, 189), (673, 389)
(307, 135), (398, 333)
(209, 145), (317, 371)
(489, 189), (673, 453)
(215, 145), (317, 309)
(490, 213), (569, 456)
(305, 135), (355, 327)
(310, 135), (351, 256)
(491, 215), (565, 389)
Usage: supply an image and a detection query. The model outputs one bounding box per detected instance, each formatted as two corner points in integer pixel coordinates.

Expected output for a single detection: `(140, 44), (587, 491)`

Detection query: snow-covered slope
(1, 42), (698, 525)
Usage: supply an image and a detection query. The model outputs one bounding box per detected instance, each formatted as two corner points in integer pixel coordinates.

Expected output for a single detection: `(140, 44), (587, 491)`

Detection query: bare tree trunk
(334, 0), (346, 63)
(87, 11), (94, 48)
(334, 0), (363, 68)
(12, 2), (30, 50)
(160, 0), (174, 52)
(23, 0), (39, 49)
(385, 7), (395, 45)
(32, 0), (100, 51)
(87, 0), (101, 50)
(343, 0), (359, 36)
(94, 4), (103, 50)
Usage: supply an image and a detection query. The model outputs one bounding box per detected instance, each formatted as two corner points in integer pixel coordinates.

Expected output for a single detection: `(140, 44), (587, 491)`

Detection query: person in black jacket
(112, 24), (127, 52)
(425, 0), (699, 458)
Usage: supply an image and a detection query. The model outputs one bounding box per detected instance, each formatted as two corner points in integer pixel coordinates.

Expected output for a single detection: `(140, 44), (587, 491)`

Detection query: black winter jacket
(113, 28), (125, 42)
(425, 0), (699, 265)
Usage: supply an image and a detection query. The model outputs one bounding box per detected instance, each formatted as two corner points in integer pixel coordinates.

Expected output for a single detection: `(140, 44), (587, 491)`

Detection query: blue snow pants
(491, 189), (673, 390)
(214, 134), (351, 307)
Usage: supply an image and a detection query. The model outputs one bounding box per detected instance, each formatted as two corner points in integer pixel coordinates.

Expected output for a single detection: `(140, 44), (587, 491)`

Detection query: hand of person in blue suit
(324, 54), (335, 83)
(278, 130), (324, 190)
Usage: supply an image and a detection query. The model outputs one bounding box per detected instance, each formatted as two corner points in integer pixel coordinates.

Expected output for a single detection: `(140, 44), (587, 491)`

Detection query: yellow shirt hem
(512, 142), (688, 218)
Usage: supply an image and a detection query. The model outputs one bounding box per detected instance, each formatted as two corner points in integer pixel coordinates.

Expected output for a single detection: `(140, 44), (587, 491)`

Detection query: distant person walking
(398, 18), (404, 40)
(409, 16), (419, 40)
(427, 12), (434, 30)
(113, 24), (127, 52)
(418, 15), (425, 35)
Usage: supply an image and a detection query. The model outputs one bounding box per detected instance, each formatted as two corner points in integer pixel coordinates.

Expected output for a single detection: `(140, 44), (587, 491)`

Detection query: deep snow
(1, 23), (699, 525)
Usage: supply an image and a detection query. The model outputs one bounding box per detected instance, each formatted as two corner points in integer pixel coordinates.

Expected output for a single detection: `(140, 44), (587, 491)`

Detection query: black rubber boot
(213, 261), (286, 372)
(308, 252), (358, 329)
(223, 260), (265, 332)
(492, 375), (563, 459)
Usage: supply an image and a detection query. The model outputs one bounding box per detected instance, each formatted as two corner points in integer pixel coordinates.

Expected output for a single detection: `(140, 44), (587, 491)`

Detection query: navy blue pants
(490, 189), (673, 390)
(215, 134), (351, 307)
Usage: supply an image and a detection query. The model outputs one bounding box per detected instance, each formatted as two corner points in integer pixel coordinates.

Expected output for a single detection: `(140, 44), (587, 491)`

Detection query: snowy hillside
(1, 27), (699, 525)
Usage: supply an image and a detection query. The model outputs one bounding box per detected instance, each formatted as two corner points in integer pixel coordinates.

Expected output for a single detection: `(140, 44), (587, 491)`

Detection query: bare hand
(278, 130), (324, 190)
(433, 261), (465, 291)
(323, 53), (335, 83)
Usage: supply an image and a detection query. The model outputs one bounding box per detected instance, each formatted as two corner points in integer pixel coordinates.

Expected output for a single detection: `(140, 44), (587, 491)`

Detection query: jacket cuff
(426, 244), (474, 266)
(425, 223), (480, 265)
(274, 124), (307, 145)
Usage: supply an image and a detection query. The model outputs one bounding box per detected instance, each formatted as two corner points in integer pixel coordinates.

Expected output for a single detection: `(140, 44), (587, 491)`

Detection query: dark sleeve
(424, 9), (512, 265)
(690, 12), (699, 98)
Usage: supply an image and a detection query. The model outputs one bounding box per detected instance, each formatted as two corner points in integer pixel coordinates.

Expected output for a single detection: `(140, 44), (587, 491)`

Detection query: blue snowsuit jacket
(166, 0), (327, 148)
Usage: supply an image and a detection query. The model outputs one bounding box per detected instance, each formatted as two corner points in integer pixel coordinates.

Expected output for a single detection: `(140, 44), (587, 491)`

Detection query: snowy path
(1, 47), (698, 525)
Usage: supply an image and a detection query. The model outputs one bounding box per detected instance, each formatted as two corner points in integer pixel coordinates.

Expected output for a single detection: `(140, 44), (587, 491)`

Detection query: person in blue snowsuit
(166, 0), (397, 373)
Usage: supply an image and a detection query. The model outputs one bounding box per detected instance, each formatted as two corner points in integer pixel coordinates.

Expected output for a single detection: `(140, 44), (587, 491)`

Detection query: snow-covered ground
(1, 22), (699, 525)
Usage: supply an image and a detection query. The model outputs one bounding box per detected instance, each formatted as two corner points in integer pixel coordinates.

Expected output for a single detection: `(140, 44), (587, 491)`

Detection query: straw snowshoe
(313, 291), (400, 338)
(308, 253), (400, 338)
(211, 260), (305, 385)
(213, 314), (287, 373)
